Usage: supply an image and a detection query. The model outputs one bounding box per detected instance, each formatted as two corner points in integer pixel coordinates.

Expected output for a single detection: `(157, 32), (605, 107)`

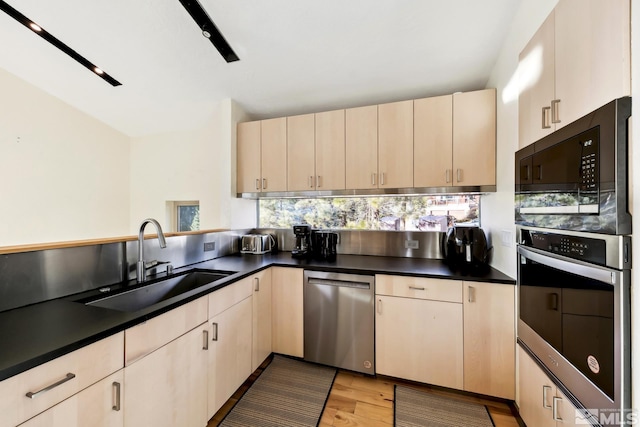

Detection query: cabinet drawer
(375, 274), (462, 303)
(209, 279), (252, 318)
(0, 332), (124, 427)
(125, 296), (208, 365)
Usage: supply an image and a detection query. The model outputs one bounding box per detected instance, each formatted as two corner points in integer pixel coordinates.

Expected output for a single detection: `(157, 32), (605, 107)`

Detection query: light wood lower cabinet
(463, 281), (515, 399)
(207, 280), (253, 418)
(271, 267), (304, 357)
(18, 370), (124, 427)
(518, 346), (584, 427)
(124, 323), (208, 427)
(252, 269), (272, 372)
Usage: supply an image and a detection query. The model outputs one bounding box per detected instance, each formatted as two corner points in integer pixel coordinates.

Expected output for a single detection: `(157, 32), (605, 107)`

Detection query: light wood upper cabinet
(554, 0), (630, 128)
(260, 117), (287, 192)
(453, 89), (496, 186)
(124, 324), (208, 427)
(378, 100), (414, 188)
(252, 268), (273, 372)
(271, 267), (304, 358)
(463, 281), (515, 399)
(519, 0), (630, 149)
(518, 10), (556, 149)
(414, 95), (453, 187)
(315, 109), (346, 191)
(287, 114), (316, 191)
(345, 105), (378, 190)
(237, 121), (261, 193)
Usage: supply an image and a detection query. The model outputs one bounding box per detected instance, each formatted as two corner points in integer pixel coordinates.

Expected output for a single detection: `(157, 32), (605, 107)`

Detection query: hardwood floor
(208, 356), (522, 427)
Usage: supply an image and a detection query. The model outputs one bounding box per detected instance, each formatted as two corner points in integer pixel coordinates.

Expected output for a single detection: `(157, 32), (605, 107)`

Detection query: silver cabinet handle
(26, 373), (76, 399)
(203, 330), (209, 350)
(371, 173), (376, 186)
(317, 175), (321, 188)
(552, 396), (563, 421)
(255, 178), (260, 191)
(254, 277), (260, 292)
(468, 286), (475, 303)
(262, 178), (267, 190)
(377, 298), (382, 315)
(308, 176), (313, 188)
(551, 99), (561, 124)
(542, 106), (551, 129)
(456, 169), (462, 183)
(542, 385), (552, 409)
(380, 172), (385, 185)
(212, 322), (218, 341)
(408, 286), (425, 291)
(112, 381), (121, 411)
(445, 169), (451, 183)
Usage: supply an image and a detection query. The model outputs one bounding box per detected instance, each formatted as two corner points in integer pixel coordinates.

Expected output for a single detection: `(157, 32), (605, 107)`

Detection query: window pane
(177, 205), (200, 232)
(259, 195), (479, 231)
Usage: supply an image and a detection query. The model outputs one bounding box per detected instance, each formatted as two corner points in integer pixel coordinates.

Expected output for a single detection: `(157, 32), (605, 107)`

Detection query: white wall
(482, 0), (558, 278)
(0, 68), (130, 246)
(129, 98), (256, 233)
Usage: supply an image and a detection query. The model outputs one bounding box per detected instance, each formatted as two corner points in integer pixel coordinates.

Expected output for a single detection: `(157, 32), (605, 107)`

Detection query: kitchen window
(167, 201), (200, 232)
(259, 195), (479, 231)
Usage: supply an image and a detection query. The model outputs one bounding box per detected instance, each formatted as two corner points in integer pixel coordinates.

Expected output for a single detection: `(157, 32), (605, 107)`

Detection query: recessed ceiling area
(0, 0), (522, 137)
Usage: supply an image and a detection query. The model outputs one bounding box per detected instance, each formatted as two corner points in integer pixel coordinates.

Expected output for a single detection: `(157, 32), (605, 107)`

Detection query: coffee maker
(292, 225), (312, 259)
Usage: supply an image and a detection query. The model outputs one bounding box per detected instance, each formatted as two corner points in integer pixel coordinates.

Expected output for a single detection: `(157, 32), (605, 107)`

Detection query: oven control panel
(526, 230), (606, 265)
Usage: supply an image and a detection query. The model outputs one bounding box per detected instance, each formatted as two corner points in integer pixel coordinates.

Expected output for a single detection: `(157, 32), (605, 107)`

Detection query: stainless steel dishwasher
(303, 270), (375, 374)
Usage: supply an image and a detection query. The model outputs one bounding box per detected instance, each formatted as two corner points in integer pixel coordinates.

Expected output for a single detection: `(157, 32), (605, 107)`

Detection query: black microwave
(515, 97), (631, 235)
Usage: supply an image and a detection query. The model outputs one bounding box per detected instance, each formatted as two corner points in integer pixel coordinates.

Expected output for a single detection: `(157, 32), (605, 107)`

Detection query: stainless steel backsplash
(0, 228), (443, 312)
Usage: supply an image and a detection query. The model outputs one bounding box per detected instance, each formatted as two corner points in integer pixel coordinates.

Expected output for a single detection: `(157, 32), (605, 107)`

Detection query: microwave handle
(518, 246), (616, 285)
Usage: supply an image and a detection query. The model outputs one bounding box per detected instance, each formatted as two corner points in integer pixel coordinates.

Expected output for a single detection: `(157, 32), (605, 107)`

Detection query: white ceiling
(0, 0), (521, 137)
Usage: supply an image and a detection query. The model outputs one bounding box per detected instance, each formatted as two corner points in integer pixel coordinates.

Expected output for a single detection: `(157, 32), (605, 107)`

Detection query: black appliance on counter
(443, 226), (491, 269)
(515, 97), (632, 422)
(292, 225), (312, 259)
(311, 230), (338, 261)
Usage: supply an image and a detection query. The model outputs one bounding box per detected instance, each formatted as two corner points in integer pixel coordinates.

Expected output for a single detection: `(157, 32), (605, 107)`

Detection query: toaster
(241, 234), (276, 254)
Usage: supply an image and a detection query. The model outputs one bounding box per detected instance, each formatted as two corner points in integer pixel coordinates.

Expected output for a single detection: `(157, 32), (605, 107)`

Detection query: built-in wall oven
(515, 97), (632, 424)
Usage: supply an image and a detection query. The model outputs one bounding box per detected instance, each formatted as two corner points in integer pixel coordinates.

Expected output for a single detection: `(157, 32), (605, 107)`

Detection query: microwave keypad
(580, 153), (597, 190)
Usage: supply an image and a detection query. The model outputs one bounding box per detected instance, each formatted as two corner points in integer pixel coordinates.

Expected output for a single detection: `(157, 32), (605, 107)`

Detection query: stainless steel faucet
(136, 218), (167, 283)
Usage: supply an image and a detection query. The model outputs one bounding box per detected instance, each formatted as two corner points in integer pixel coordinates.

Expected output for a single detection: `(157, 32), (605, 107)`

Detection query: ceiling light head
(94, 67), (104, 75)
(202, 26), (211, 39)
(29, 22), (41, 32)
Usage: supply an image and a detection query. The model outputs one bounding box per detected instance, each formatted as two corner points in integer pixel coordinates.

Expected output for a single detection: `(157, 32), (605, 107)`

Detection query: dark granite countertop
(0, 252), (513, 382)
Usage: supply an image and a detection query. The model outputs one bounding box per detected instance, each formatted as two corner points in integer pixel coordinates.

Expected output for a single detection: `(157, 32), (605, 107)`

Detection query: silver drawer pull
(408, 286), (425, 291)
(112, 382), (121, 411)
(203, 330), (209, 350)
(212, 322), (218, 341)
(26, 373), (76, 399)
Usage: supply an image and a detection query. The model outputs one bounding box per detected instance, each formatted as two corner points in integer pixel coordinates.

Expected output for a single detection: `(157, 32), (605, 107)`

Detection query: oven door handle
(518, 246), (617, 285)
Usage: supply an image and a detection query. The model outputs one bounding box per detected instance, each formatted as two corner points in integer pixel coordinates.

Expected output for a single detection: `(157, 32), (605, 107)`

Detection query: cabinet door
(345, 105), (378, 189)
(378, 100), (414, 188)
(261, 117), (287, 192)
(208, 296), (253, 417)
(124, 324), (208, 427)
(287, 114), (316, 191)
(463, 281), (515, 399)
(517, 346), (556, 427)
(452, 89), (496, 186)
(375, 295), (463, 389)
(414, 95), (453, 187)
(555, 0), (630, 128)
(315, 109), (346, 191)
(518, 10), (556, 149)
(271, 267), (304, 357)
(18, 371), (124, 427)
(237, 121), (262, 193)
(252, 269), (273, 371)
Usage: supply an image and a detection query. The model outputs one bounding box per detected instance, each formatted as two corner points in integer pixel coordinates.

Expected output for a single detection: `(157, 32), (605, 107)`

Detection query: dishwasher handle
(307, 277), (371, 290)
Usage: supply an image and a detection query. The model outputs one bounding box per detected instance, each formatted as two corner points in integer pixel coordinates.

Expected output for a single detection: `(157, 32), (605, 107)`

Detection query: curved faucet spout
(137, 218), (167, 283)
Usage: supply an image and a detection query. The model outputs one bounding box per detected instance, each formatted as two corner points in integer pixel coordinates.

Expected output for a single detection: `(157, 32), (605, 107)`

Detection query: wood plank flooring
(208, 356), (522, 427)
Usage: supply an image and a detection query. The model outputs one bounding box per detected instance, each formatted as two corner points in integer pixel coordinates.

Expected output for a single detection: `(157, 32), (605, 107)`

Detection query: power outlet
(500, 230), (513, 248)
(204, 241), (216, 252)
(405, 240), (419, 250)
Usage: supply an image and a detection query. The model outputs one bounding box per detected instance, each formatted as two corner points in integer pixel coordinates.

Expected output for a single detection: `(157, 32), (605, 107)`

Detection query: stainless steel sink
(87, 270), (234, 312)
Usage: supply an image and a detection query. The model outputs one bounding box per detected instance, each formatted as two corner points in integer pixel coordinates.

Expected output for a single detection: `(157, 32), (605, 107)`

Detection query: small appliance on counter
(292, 225), (312, 259)
(241, 234), (276, 255)
(443, 226), (491, 269)
(311, 230), (338, 261)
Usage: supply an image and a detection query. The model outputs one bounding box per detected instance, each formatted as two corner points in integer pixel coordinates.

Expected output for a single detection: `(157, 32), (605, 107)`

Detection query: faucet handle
(166, 264), (174, 275)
